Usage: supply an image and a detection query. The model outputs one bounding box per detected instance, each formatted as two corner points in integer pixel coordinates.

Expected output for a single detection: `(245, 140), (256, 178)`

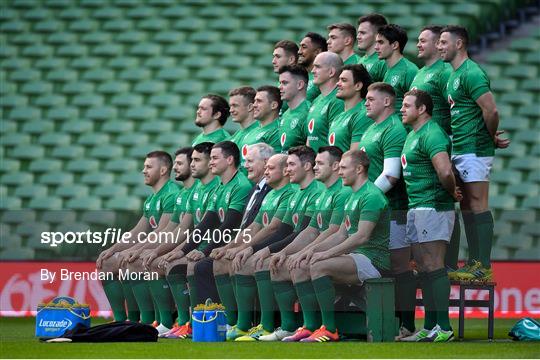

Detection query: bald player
(307, 52), (344, 152)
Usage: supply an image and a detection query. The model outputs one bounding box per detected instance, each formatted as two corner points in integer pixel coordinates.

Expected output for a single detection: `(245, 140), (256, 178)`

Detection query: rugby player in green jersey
(272, 40), (299, 115)
(359, 82), (411, 333)
(278, 65), (310, 152)
(357, 13), (388, 82)
(306, 52), (344, 152)
(131, 147), (198, 337)
(302, 149), (390, 342)
(375, 24), (418, 113)
(211, 152), (292, 340)
(96, 151), (179, 327)
(153, 142), (218, 338)
(329, 64), (373, 151)
(246, 86), (282, 154)
(398, 90), (462, 342)
(298, 32), (327, 102)
(231, 146), (325, 341)
(228, 86), (258, 170)
(438, 26), (509, 281)
(327, 23), (361, 65)
(192, 95), (231, 146)
(265, 146), (352, 341)
(409, 25), (461, 272)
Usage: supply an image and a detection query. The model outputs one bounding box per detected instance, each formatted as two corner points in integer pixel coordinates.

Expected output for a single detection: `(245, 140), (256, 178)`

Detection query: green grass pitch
(1, 317), (539, 358)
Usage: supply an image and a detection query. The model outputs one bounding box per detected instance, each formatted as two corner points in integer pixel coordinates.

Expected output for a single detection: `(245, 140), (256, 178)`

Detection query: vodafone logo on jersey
(292, 213), (299, 226)
(280, 133), (286, 146)
(262, 212), (269, 226)
(345, 215), (351, 231)
(242, 144), (248, 158)
(448, 94), (455, 109)
(196, 209), (201, 222)
(329, 132), (335, 145)
(308, 118), (315, 133)
(149, 216), (158, 229)
(218, 208), (225, 222)
(401, 154), (407, 169)
(317, 213), (323, 228)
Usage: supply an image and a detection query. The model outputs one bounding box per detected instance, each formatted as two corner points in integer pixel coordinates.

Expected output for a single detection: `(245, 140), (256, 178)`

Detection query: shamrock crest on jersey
(452, 77), (460, 91)
(425, 73), (434, 82)
(391, 75), (400, 86)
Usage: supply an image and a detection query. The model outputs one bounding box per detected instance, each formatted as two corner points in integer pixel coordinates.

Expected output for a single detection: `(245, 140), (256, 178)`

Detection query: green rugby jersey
(208, 171), (252, 222)
(409, 59), (452, 134)
(383, 57), (419, 113)
(279, 99), (310, 152)
(306, 87), (344, 152)
(309, 178), (352, 232)
(278, 179), (325, 231)
(343, 180), (390, 271)
(171, 180), (198, 224)
(254, 183), (295, 226)
(359, 113), (408, 211)
(401, 121), (454, 211)
(187, 176), (220, 225)
(359, 52), (387, 82)
(343, 53), (361, 65)
(446, 59), (494, 156)
(230, 121), (260, 170)
(242, 120), (281, 155)
(306, 72), (321, 103)
(192, 128), (230, 146)
(327, 99), (372, 152)
(143, 180), (180, 229)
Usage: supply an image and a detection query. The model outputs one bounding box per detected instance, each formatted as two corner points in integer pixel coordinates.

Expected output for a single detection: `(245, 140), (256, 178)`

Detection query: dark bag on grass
(42, 321), (158, 342)
(508, 318), (540, 341)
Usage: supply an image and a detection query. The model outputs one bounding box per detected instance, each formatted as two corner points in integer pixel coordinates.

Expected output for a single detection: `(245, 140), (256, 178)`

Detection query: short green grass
(1, 317), (538, 358)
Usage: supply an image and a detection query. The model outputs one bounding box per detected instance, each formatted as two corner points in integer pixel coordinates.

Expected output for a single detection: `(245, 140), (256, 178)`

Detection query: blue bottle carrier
(36, 296), (90, 338)
(191, 300), (227, 342)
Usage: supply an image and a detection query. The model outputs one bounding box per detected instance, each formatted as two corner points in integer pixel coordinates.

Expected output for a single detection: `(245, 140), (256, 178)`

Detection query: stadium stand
(0, 0), (538, 261)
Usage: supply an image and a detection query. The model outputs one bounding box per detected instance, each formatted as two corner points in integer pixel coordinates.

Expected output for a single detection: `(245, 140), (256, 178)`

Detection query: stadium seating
(0, 0), (537, 260)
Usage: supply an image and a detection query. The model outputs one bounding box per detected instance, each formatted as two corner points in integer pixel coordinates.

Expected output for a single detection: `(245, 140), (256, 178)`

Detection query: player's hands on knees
(96, 250), (112, 269)
(232, 247), (253, 272)
(224, 248), (239, 261)
(270, 252), (287, 274)
(253, 248), (271, 271)
(494, 130), (510, 149)
(141, 250), (158, 269)
(210, 247), (226, 260)
(309, 250), (330, 265)
(186, 249), (205, 262)
(158, 249), (184, 269)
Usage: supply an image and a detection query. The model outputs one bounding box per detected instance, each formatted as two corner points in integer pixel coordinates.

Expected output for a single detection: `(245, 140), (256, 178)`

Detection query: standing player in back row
(376, 24), (418, 113)
(306, 52), (344, 152)
(278, 65), (310, 152)
(357, 13), (388, 82)
(409, 25), (461, 271)
(328, 64), (373, 152)
(273, 40), (299, 115)
(298, 32), (327, 102)
(438, 25), (509, 281)
(228, 86), (258, 171)
(327, 23), (360, 65)
(192, 95), (231, 145)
